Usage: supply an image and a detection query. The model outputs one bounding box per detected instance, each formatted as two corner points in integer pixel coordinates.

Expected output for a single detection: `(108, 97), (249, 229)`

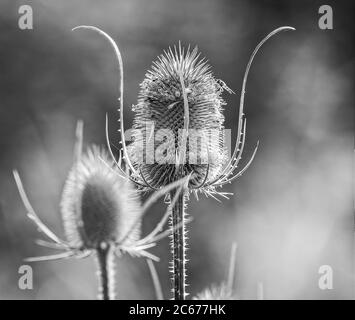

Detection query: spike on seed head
(131, 45), (231, 188)
(60, 146), (141, 250)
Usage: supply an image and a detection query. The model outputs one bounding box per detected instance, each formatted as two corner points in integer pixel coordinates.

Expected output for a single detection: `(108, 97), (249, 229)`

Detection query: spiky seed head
(60, 146), (141, 250)
(193, 283), (236, 300)
(130, 45), (231, 189)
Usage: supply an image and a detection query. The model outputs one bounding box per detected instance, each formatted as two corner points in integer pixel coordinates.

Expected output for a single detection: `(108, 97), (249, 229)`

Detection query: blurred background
(0, 0), (353, 299)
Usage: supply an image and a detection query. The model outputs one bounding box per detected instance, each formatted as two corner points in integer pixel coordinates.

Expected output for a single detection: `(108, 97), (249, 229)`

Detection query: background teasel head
(60, 144), (141, 250)
(13, 120), (189, 299)
(194, 243), (238, 300)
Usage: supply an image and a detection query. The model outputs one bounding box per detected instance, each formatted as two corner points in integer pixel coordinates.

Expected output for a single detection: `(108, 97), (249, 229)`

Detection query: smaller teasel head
(74, 25), (295, 201)
(13, 120), (189, 266)
(13, 120), (190, 299)
(60, 144), (141, 250)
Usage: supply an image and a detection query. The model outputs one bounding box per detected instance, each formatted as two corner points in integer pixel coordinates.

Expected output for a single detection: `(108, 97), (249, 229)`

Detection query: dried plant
(71, 25), (295, 300)
(194, 243), (238, 300)
(13, 121), (189, 300)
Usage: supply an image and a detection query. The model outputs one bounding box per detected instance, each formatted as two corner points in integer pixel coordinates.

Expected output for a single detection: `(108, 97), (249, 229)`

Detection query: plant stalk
(170, 189), (187, 300)
(96, 244), (115, 300)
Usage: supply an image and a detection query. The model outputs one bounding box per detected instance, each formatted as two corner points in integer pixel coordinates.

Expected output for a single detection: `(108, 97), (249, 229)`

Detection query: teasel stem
(96, 244), (116, 300)
(170, 187), (188, 300)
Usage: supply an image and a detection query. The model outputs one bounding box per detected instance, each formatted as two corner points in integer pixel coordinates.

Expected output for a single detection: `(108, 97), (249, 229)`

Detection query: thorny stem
(96, 244), (116, 300)
(170, 188), (188, 300)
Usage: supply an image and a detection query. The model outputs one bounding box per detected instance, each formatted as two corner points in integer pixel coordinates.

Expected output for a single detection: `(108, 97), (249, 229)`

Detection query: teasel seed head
(72, 25), (295, 201)
(131, 44), (231, 189)
(60, 145), (141, 250)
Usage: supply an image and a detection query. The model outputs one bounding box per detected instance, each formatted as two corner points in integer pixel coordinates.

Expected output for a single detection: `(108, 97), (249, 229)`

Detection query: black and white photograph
(0, 0), (353, 308)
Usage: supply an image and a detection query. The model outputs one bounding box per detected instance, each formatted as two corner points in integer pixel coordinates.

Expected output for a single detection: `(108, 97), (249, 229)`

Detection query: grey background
(0, 0), (353, 299)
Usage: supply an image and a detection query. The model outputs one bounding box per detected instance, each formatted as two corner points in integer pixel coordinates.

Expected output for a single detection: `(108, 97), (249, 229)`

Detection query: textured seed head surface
(131, 45), (231, 188)
(60, 146), (141, 249)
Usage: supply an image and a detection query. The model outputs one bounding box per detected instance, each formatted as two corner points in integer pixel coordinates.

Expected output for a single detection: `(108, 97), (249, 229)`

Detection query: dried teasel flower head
(72, 26), (295, 201)
(60, 144), (141, 250)
(13, 121), (189, 260)
(131, 44), (233, 190)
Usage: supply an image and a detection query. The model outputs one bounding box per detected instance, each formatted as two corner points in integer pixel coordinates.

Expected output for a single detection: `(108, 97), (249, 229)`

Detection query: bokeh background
(0, 0), (353, 299)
